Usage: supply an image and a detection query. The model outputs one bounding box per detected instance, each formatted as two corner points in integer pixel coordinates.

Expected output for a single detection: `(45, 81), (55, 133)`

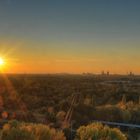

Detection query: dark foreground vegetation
(0, 74), (139, 139)
(0, 120), (126, 140)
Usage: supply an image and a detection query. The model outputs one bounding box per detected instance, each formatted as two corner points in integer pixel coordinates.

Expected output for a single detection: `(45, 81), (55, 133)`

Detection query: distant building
(101, 71), (110, 76)
(107, 71), (110, 76)
(128, 72), (134, 76)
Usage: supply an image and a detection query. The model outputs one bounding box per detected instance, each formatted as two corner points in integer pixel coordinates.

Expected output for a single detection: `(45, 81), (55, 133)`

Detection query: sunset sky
(0, 0), (140, 74)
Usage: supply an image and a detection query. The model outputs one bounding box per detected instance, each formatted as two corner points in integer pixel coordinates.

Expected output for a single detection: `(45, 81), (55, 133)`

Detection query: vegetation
(0, 74), (139, 139)
(0, 120), (66, 140)
(0, 121), (127, 140)
(75, 123), (127, 140)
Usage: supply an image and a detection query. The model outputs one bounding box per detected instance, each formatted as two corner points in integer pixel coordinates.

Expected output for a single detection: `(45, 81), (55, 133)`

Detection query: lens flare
(0, 57), (4, 66)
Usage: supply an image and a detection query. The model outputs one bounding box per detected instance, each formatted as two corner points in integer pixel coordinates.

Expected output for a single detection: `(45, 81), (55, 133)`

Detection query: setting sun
(0, 57), (4, 66)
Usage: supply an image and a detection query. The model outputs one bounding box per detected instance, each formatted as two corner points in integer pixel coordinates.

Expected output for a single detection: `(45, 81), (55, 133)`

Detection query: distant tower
(107, 71), (110, 76)
(122, 94), (126, 105)
(129, 71), (134, 76)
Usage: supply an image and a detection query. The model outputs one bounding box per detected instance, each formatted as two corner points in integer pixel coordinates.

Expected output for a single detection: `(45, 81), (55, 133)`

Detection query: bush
(0, 120), (66, 140)
(75, 123), (127, 140)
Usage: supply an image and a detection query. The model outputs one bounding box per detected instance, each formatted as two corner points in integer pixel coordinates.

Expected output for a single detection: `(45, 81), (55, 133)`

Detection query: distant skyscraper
(129, 72), (134, 76)
(107, 71), (110, 76)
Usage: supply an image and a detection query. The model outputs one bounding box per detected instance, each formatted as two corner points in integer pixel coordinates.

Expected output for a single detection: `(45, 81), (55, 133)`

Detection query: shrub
(75, 123), (127, 140)
(0, 120), (66, 140)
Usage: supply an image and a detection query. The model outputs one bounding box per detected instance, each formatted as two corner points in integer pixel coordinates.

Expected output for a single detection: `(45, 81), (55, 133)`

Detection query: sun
(0, 57), (4, 66)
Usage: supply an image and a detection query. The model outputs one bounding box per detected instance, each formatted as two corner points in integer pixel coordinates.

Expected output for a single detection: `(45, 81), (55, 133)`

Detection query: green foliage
(0, 120), (66, 140)
(121, 110), (131, 123)
(74, 123), (127, 140)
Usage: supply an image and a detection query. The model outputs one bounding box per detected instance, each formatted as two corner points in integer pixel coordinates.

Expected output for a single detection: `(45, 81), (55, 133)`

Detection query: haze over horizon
(0, 0), (140, 74)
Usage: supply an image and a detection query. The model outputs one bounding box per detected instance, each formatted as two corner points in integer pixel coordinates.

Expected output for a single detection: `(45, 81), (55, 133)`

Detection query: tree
(74, 123), (127, 140)
(0, 120), (66, 140)
(0, 96), (4, 110)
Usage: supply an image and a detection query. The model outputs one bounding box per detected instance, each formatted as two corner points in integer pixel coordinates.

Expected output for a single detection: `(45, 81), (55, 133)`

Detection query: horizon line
(0, 72), (140, 76)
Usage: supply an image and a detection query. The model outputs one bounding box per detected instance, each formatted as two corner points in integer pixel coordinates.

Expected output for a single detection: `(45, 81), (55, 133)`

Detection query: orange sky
(0, 39), (139, 75)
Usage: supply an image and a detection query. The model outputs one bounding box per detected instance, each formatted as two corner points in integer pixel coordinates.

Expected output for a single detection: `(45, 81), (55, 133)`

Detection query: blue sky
(0, 0), (140, 40)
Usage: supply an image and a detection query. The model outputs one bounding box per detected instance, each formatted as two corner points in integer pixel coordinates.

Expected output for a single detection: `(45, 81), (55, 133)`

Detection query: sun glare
(0, 57), (4, 66)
